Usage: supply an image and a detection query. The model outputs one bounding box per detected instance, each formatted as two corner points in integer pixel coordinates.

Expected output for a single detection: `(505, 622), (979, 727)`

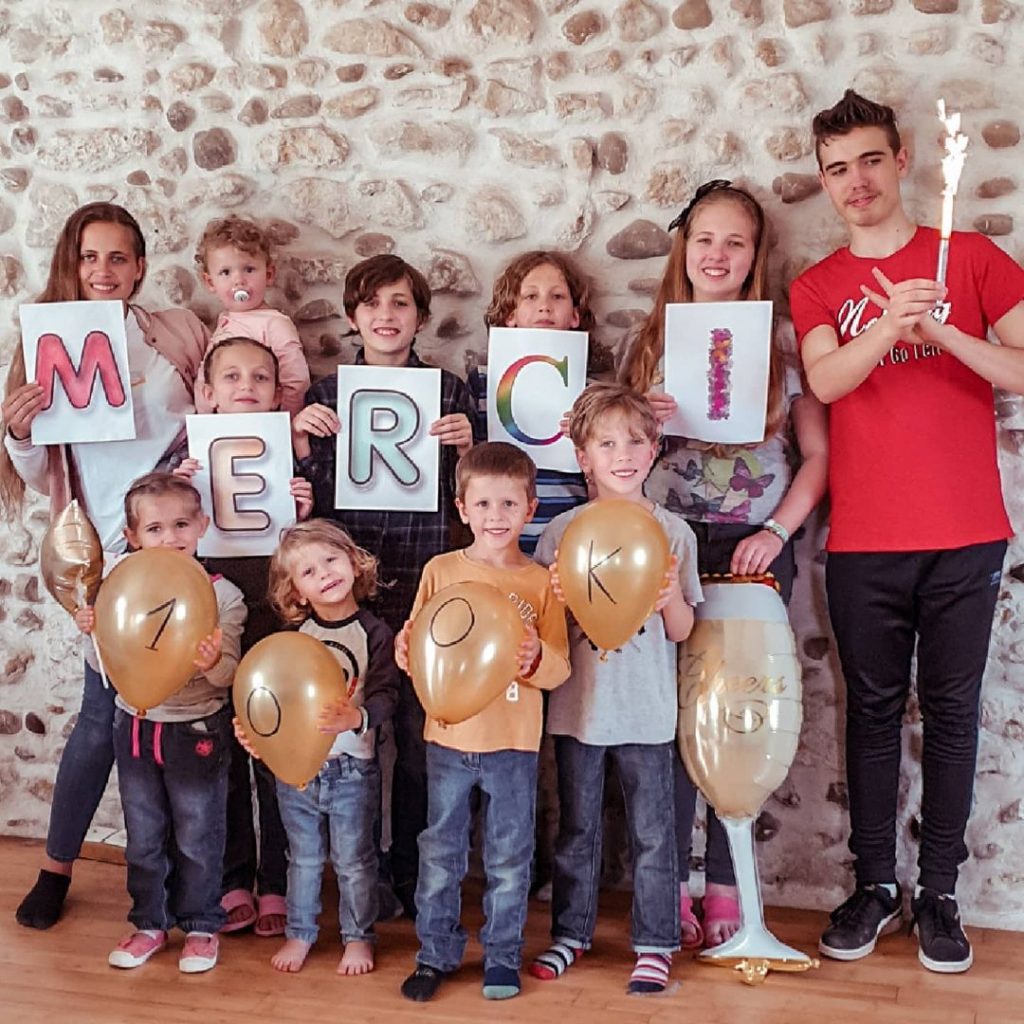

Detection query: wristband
(353, 705), (369, 737)
(762, 518), (790, 544)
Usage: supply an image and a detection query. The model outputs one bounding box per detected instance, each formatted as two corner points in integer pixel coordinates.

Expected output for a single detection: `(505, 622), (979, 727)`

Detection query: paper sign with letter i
(20, 300), (136, 445)
(486, 327), (588, 473)
(187, 412), (296, 558)
(662, 300), (772, 444)
(334, 365), (441, 512)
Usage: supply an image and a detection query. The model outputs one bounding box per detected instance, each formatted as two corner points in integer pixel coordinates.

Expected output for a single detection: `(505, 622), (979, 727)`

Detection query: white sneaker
(108, 930), (167, 969)
(179, 932), (219, 974)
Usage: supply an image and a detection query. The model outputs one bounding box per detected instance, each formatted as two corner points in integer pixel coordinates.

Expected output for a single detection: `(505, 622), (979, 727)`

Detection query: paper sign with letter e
(20, 300), (135, 446)
(334, 365), (441, 512)
(187, 412), (295, 558)
(662, 300), (773, 444)
(486, 327), (588, 473)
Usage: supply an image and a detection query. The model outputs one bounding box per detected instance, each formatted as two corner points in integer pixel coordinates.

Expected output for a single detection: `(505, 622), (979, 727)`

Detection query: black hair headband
(667, 179), (735, 233)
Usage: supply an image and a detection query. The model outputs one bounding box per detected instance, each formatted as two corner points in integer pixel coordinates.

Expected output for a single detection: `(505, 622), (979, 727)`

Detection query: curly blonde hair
(268, 519), (379, 625)
(195, 215), (273, 271)
(485, 250), (595, 333)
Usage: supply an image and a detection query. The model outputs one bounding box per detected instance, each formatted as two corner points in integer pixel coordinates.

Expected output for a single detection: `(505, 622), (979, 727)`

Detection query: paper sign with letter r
(187, 412), (296, 557)
(334, 365), (441, 512)
(20, 300), (136, 445)
(486, 327), (588, 473)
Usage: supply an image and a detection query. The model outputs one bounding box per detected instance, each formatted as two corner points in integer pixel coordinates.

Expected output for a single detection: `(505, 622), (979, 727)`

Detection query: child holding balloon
(620, 180), (828, 949)
(0, 202), (208, 930)
(532, 383), (702, 994)
(74, 472), (246, 973)
(393, 441), (570, 1003)
(254, 519), (399, 976)
(175, 335), (313, 938)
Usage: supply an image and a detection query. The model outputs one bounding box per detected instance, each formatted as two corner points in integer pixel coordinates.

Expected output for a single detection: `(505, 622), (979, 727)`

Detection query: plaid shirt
(297, 347), (480, 632)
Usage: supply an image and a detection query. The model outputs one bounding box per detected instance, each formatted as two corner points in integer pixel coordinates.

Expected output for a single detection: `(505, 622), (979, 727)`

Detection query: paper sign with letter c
(20, 300), (137, 445)
(186, 411), (297, 558)
(486, 327), (588, 473)
(334, 364), (441, 513)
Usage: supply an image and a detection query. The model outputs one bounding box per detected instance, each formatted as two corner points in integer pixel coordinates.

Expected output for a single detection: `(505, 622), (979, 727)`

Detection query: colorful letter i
(707, 327), (732, 421)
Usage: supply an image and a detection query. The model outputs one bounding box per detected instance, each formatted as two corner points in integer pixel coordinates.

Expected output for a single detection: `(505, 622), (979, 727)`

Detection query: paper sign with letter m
(334, 365), (441, 512)
(20, 300), (136, 445)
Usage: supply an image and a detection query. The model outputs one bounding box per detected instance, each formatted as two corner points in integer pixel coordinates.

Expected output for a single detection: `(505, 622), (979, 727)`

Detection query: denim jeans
(112, 705), (231, 934)
(415, 743), (537, 973)
(551, 737), (679, 954)
(276, 754), (379, 945)
(222, 735), (288, 898)
(827, 541), (1006, 893)
(47, 661), (116, 863)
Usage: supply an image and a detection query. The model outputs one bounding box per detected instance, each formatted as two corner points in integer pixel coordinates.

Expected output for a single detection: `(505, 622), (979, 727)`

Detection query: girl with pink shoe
(620, 180), (828, 948)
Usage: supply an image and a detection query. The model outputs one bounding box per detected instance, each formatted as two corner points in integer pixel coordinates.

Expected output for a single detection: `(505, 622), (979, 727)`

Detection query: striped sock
(628, 952), (671, 994)
(528, 942), (581, 981)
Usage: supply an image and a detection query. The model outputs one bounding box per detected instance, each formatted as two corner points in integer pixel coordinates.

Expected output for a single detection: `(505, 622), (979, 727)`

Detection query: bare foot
(704, 881), (741, 947)
(337, 940), (374, 976)
(227, 904), (255, 929)
(271, 938), (312, 973)
(679, 883), (702, 948)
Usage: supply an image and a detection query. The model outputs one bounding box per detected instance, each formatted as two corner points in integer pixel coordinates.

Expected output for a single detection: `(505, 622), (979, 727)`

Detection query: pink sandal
(702, 893), (741, 948)
(220, 888), (257, 933)
(254, 894), (288, 937)
(680, 893), (705, 951)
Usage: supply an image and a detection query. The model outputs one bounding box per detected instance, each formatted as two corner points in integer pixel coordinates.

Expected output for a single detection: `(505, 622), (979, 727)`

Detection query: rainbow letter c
(496, 354), (569, 446)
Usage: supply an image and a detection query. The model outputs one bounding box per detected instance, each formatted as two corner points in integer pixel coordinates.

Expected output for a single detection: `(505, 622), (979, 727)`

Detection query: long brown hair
(619, 184), (785, 441)
(0, 203), (147, 517)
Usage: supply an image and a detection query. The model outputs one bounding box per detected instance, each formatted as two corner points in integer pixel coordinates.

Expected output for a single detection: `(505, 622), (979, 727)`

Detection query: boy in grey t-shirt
(530, 384), (702, 995)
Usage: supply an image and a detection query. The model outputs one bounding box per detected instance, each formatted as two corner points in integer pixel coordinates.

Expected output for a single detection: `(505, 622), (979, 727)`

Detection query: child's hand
(318, 696), (363, 734)
(516, 622), (541, 678)
(194, 627), (223, 673)
(559, 412), (571, 439)
(645, 391), (677, 426)
(548, 555), (566, 604)
(290, 476), (313, 521)
(730, 530), (784, 577)
(73, 605), (96, 635)
(292, 403), (340, 440)
(394, 621), (412, 673)
(173, 457), (201, 480)
(233, 716), (260, 759)
(430, 413), (473, 456)
(654, 555), (682, 612)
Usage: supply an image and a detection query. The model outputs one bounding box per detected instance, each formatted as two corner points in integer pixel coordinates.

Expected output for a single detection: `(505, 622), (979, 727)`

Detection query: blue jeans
(47, 661), (116, 863)
(551, 737), (679, 954)
(276, 754), (379, 944)
(113, 705), (231, 934)
(415, 743), (537, 973)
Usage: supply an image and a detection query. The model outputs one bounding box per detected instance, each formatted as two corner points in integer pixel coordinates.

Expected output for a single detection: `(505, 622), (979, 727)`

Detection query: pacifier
(233, 288), (251, 303)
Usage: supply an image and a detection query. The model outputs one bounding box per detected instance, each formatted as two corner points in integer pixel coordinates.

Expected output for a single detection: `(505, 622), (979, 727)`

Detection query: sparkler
(935, 99), (969, 286)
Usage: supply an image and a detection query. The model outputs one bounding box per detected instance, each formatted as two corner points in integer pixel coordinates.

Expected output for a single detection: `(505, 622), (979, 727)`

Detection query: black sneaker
(911, 889), (973, 974)
(819, 883), (903, 961)
(401, 964), (448, 1002)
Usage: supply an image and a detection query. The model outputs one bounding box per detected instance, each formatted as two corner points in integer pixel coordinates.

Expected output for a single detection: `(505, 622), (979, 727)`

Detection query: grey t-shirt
(534, 502), (702, 746)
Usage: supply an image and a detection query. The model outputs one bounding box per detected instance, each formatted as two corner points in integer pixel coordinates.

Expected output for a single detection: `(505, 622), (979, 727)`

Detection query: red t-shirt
(790, 226), (1024, 552)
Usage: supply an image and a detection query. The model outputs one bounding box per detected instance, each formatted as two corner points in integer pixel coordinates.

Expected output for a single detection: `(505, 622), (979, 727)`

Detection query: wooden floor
(1, 837), (1022, 1024)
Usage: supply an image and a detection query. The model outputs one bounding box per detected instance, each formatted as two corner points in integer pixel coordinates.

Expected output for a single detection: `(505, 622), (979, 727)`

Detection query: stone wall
(1, 0), (1022, 928)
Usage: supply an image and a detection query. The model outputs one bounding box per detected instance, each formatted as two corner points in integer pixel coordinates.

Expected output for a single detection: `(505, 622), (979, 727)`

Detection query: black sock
(16, 869), (71, 930)
(401, 964), (446, 1002)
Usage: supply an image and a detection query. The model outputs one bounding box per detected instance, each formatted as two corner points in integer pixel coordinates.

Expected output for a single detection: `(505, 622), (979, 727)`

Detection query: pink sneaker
(179, 932), (219, 974)
(108, 930), (167, 969)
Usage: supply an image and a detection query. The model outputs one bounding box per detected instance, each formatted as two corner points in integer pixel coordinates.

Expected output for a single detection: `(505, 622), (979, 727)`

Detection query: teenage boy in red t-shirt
(790, 90), (1024, 975)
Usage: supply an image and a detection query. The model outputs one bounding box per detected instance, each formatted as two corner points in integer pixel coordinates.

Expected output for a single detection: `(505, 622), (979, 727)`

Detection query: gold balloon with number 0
(408, 581), (522, 726)
(93, 548), (219, 713)
(233, 632), (346, 789)
(39, 499), (103, 615)
(556, 499), (671, 653)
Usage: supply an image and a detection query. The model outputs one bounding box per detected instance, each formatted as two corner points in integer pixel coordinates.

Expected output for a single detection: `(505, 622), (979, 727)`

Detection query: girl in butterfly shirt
(620, 180), (828, 951)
